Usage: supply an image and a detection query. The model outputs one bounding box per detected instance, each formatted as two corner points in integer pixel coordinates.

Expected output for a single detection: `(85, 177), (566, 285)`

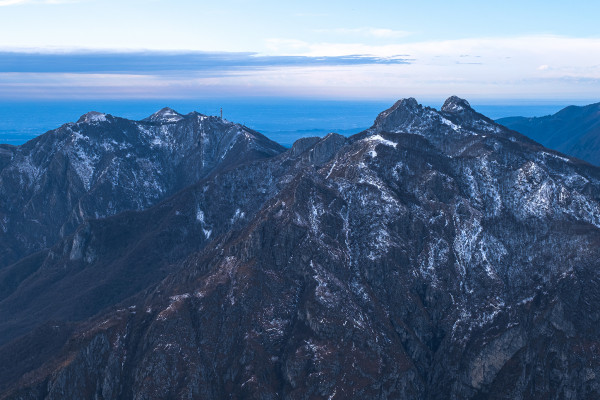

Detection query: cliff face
(2, 98), (600, 399)
(0, 108), (284, 267)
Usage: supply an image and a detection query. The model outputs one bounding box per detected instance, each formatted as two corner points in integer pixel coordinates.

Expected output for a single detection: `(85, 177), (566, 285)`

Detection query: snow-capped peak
(441, 96), (472, 113)
(144, 107), (184, 123)
(77, 111), (108, 124)
(376, 98), (419, 120)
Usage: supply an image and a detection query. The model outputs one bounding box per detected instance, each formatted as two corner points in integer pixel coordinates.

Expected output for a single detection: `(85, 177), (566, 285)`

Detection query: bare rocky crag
(1, 97), (600, 399)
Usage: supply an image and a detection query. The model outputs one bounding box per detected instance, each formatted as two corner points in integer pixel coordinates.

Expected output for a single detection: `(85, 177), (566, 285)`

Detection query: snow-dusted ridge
(77, 111), (108, 124)
(360, 96), (528, 156)
(3, 96), (600, 399)
(143, 107), (185, 123)
(0, 107), (285, 266)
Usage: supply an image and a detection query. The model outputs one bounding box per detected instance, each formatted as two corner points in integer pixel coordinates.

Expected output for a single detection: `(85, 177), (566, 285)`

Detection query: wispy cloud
(314, 27), (412, 39)
(264, 35), (600, 82)
(0, 50), (412, 74)
(282, 34), (600, 62)
(1, 35), (600, 101)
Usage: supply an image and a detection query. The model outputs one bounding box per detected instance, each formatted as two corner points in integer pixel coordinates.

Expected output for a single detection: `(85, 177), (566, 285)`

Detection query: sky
(1, 0), (600, 102)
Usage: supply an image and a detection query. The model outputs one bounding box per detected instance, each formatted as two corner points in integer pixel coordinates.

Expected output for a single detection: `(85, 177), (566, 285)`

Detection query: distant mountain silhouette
(497, 101), (600, 165)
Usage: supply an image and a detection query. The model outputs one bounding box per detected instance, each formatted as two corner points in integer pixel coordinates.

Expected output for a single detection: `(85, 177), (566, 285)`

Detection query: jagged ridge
(0, 109), (285, 266)
(1, 98), (600, 400)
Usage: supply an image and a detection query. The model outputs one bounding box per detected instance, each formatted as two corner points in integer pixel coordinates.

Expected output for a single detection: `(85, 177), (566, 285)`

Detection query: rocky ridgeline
(0, 108), (284, 266)
(1, 98), (600, 399)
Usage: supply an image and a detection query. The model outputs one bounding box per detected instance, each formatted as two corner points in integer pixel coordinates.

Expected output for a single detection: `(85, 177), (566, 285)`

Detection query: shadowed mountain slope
(2, 98), (600, 399)
(0, 108), (284, 267)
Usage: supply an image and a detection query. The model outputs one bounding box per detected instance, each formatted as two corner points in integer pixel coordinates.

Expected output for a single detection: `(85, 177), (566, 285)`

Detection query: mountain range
(498, 101), (600, 166)
(1, 97), (600, 399)
(0, 107), (283, 267)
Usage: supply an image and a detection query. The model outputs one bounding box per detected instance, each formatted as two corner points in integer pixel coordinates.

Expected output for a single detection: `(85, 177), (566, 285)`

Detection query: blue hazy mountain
(498, 101), (600, 166)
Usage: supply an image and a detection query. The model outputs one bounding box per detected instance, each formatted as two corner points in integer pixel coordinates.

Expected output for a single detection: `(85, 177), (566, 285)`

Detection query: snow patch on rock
(78, 111), (107, 124)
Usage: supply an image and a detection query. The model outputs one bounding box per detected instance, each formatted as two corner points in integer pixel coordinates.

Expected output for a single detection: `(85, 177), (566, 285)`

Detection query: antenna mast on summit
(220, 108), (223, 120)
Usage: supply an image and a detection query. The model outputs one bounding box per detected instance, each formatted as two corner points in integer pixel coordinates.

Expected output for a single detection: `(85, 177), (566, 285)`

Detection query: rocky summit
(1, 98), (600, 399)
(0, 110), (284, 267)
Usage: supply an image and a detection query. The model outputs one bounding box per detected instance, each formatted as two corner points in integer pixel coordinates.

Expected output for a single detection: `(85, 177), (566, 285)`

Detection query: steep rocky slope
(2, 98), (600, 399)
(498, 101), (600, 166)
(0, 133), (346, 345)
(0, 108), (284, 267)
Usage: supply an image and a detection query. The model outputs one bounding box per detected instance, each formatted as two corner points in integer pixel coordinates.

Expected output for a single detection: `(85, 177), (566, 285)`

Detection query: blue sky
(1, 0), (599, 101)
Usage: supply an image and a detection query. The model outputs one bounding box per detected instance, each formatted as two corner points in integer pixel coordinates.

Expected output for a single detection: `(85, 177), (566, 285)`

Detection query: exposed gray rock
(0, 110), (284, 267)
(2, 97), (600, 400)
